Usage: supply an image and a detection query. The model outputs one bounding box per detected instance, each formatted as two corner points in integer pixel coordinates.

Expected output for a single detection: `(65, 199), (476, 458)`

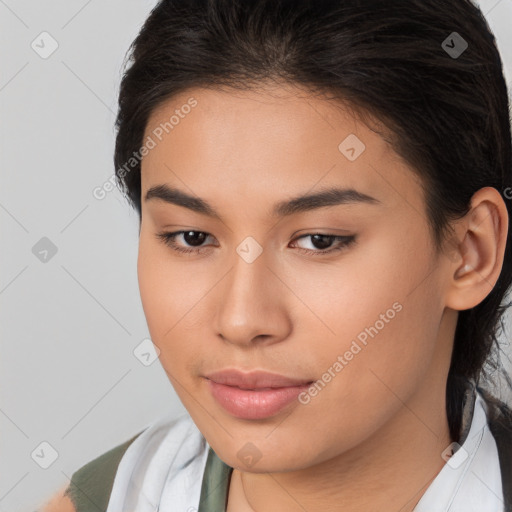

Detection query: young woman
(42, 0), (512, 510)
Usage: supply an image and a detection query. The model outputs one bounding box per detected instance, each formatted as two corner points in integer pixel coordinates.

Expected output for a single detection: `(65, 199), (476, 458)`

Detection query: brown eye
(155, 230), (213, 254)
(291, 234), (356, 255)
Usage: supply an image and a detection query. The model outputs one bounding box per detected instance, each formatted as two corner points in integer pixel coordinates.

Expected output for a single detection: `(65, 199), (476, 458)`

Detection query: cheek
(136, 234), (207, 377)
(137, 237), (165, 335)
(301, 228), (441, 388)
(292, 226), (435, 346)
(137, 234), (187, 342)
(284, 257), (444, 461)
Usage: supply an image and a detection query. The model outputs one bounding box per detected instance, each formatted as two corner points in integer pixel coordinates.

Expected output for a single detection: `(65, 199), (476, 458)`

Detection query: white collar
(413, 388), (504, 511)
(106, 413), (208, 512)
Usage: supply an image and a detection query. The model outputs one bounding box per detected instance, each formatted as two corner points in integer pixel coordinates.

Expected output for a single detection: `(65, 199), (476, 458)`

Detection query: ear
(444, 187), (509, 311)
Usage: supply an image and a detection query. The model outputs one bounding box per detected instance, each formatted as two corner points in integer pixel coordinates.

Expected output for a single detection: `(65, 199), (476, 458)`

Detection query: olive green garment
(65, 431), (145, 512)
(65, 432), (233, 512)
(197, 447), (234, 511)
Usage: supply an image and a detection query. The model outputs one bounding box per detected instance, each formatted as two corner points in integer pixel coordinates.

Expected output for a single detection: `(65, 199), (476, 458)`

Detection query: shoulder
(38, 430), (144, 512)
(39, 413), (205, 512)
(64, 427), (146, 512)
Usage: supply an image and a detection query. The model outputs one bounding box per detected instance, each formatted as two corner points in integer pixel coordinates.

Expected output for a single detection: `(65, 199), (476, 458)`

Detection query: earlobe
(445, 187), (508, 311)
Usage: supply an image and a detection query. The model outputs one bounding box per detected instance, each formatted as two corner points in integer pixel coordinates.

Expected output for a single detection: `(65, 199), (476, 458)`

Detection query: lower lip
(206, 379), (312, 420)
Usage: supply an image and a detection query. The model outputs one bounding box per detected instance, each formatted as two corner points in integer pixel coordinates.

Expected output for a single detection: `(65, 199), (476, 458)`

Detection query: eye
(155, 230), (356, 256)
(290, 233), (356, 255)
(156, 230), (214, 254)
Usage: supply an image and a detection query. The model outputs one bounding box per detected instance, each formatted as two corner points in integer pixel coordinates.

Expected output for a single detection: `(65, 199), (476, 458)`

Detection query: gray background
(1, 1), (511, 511)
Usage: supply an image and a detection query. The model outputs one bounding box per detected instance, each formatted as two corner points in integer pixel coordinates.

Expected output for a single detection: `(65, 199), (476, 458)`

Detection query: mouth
(203, 368), (314, 389)
(203, 369), (314, 420)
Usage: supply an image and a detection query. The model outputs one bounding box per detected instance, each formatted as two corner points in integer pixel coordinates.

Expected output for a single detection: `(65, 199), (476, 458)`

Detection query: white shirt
(105, 388), (503, 512)
(414, 389), (503, 511)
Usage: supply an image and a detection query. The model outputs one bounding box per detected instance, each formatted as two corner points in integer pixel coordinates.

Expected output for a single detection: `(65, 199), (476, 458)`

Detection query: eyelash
(155, 230), (356, 256)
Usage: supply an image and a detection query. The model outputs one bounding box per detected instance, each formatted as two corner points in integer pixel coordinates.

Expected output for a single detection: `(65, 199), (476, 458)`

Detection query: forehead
(141, 83), (423, 214)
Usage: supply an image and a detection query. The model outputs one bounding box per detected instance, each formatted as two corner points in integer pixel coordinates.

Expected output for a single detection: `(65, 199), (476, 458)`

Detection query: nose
(212, 248), (292, 349)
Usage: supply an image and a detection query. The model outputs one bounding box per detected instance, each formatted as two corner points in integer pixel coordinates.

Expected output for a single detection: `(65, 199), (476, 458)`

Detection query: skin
(137, 81), (508, 512)
(40, 486), (75, 512)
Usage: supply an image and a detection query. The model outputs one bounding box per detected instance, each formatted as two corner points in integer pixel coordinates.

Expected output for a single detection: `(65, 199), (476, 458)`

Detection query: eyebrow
(144, 183), (380, 220)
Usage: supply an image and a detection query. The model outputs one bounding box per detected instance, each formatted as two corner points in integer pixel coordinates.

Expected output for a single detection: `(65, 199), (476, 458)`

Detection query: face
(137, 82), (454, 472)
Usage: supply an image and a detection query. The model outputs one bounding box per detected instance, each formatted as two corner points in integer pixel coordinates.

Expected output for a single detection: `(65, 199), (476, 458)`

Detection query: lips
(203, 368), (313, 389)
(204, 369), (314, 420)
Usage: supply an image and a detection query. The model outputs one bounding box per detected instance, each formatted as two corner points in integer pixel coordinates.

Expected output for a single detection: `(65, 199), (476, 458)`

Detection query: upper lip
(204, 369), (313, 389)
